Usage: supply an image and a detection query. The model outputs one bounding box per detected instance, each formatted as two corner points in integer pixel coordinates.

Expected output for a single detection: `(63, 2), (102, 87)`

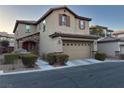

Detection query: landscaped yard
(0, 54), (39, 73)
(0, 50), (124, 74)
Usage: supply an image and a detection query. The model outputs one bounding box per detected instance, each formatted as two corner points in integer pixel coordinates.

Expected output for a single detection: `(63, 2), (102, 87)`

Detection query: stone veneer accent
(17, 33), (40, 54)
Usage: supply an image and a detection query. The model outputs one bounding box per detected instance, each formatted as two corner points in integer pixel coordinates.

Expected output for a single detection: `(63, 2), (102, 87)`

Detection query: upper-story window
(43, 20), (46, 32)
(79, 20), (85, 30)
(59, 14), (70, 27)
(26, 25), (31, 33)
(62, 14), (67, 25)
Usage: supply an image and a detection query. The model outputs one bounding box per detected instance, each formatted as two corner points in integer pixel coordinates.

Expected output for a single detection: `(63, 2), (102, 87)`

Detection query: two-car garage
(63, 40), (93, 60)
(49, 32), (98, 60)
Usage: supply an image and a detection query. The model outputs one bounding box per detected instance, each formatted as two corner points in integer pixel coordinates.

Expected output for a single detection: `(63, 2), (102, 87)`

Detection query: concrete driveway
(36, 58), (102, 70)
(1, 62), (124, 88)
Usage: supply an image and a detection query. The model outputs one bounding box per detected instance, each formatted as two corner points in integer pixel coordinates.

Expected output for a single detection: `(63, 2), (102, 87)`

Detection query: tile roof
(98, 37), (124, 43)
(0, 32), (14, 38)
(113, 30), (124, 35)
(49, 32), (99, 39)
(13, 6), (91, 33)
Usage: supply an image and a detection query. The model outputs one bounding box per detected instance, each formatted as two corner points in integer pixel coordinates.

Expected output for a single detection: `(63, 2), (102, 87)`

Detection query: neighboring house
(0, 32), (14, 47)
(0, 32), (14, 54)
(90, 25), (113, 38)
(98, 30), (124, 57)
(113, 30), (124, 38)
(13, 6), (98, 60)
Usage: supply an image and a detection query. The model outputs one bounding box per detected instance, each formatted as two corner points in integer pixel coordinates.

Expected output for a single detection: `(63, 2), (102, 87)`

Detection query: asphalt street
(0, 62), (124, 88)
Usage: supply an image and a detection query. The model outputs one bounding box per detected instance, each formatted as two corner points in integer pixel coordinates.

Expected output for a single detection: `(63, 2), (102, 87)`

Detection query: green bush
(119, 54), (124, 60)
(56, 54), (69, 65)
(21, 53), (38, 68)
(46, 52), (69, 65)
(4, 53), (18, 64)
(95, 52), (106, 61)
(46, 53), (56, 65)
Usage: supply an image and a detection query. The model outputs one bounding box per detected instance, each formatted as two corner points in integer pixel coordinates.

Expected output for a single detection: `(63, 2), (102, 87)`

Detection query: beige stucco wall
(14, 24), (37, 40)
(36, 13), (63, 56)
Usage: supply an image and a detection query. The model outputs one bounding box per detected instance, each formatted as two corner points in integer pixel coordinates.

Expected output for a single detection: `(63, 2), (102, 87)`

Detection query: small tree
(90, 26), (105, 37)
(0, 40), (10, 47)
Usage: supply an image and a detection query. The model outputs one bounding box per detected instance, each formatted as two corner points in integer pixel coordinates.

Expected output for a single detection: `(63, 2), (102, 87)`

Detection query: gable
(13, 6), (91, 33)
(36, 6), (91, 24)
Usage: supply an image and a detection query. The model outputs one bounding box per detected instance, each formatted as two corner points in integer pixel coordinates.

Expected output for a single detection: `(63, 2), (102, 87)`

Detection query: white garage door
(120, 45), (124, 54)
(63, 41), (92, 60)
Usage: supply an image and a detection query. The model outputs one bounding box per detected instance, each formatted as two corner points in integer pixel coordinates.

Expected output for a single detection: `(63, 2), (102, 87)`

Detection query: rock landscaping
(0, 49), (39, 73)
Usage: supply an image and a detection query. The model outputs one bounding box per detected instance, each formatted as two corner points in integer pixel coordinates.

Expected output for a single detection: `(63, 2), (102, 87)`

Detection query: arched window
(59, 14), (70, 27)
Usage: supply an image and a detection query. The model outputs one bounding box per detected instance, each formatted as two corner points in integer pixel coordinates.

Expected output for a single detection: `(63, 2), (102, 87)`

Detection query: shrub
(119, 54), (124, 60)
(21, 53), (38, 68)
(95, 52), (106, 61)
(4, 53), (18, 64)
(46, 53), (56, 65)
(46, 52), (69, 65)
(56, 53), (69, 65)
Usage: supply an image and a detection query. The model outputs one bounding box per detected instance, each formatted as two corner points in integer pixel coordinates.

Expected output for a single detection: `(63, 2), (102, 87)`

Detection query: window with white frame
(61, 15), (67, 25)
(79, 20), (85, 30)
(26, 25), (31, 32)
(59, 14), (70, 27)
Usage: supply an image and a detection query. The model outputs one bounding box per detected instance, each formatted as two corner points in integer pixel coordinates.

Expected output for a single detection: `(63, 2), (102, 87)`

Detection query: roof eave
(98, 39), (120, 43)
(13, 20), (36, 33)
(49, 32), (99, 39)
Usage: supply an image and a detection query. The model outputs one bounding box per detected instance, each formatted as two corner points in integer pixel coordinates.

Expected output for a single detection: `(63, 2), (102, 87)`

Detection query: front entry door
(22, 41), (36, 51)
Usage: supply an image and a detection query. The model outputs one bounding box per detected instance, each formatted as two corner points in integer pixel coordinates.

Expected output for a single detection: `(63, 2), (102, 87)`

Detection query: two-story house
(13, 6), (98, 60)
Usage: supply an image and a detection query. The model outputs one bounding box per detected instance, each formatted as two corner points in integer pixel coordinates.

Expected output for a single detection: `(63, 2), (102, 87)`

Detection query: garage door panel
(63, 41), (92, 60)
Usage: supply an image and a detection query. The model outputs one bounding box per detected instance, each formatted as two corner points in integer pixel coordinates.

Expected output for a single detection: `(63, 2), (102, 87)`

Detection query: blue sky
(0, 5), (124, 33)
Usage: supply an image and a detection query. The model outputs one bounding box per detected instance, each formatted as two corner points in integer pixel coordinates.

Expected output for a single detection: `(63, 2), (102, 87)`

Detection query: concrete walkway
(36, 58), (124, 71)
(36, 58), (103, 71)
